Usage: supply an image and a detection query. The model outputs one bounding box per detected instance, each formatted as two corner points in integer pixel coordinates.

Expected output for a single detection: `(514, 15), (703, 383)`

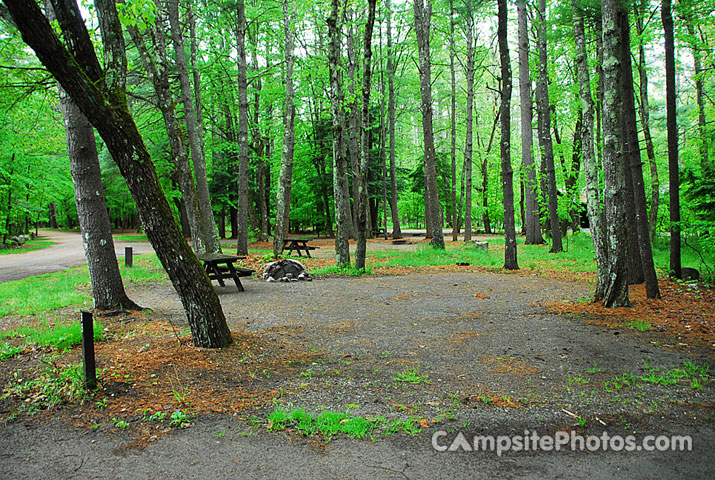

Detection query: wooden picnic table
(282, 236), (319, 258)
(197, 253), (254, 291)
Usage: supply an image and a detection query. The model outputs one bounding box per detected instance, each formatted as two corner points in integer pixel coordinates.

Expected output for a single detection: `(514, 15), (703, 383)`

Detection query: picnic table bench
(282, 236), (319, 258)
(197, 253), (254, 292)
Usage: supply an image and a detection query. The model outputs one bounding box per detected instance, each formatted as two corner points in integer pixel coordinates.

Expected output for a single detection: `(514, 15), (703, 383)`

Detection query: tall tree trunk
(235, 0), (250, 256)
(633, 0), (660, 241)
(126, 20), (206, 253)
(274, 0), (296, 257)
(620, 7), (660, 299)
(57, 83), (139, 311)
(347, 17), (360, 237)
(601, 0), (630, 307)
(662, 0), (680, 278)
(497, 0), (518, 270)
(328, 0), (351, 266)
(536, 0), (562, 253)
(449, 0), (458, 241)
(355, 0), (377, 270)
(573, 0), (608, 300)
(386, 0), (402, 240)
(413, 0), (445, 249)
(517, 0), (542, 245)
(167, 0), (220, 253)
(463, 13), (476, 242)
(9, 0), (231, 347)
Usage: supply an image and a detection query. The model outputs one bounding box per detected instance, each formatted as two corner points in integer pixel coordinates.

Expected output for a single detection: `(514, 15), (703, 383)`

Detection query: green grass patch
(0, 240), (54, 255)
(0, 269), (92, 316)
(604, 362), (710, 392)
(0, 341), (24, 360)
(267, 408), (421, 439)
(0, 319), (103, 350)
(312, 265), (373, 276)
(625, 319), (653, 332)
(113, 234), (149, 242)
(392, 368), (430, 384)
(0, 254), (166, 317)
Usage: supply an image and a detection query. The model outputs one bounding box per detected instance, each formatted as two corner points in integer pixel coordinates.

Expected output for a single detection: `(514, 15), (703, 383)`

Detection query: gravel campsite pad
(1, 271), (713, 478)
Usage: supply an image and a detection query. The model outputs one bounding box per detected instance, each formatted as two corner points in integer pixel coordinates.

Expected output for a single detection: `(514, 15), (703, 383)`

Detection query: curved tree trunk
(8, 0), (231, 347)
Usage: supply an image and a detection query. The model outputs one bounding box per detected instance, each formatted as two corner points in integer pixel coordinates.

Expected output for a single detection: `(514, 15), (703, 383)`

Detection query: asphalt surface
(0, 230), (153, 283)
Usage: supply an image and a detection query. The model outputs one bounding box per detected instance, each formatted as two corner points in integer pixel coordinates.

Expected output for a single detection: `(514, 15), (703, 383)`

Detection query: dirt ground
(1, 265), (713, 479)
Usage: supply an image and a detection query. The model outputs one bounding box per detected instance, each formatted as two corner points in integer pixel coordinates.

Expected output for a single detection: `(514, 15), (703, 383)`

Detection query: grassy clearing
(0, 254), (166, 317)
(0, 240), (54, 255)
(0, 318), (103, 351)
(267, 407), (421, 439)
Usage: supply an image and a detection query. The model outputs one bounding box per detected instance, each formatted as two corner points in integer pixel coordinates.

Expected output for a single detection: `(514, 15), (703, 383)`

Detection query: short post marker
(81, 310), (97, 390)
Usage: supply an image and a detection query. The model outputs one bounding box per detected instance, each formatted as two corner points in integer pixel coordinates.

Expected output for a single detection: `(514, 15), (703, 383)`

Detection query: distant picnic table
(197, 253), (254, 292)
(282, 236), (319, 258)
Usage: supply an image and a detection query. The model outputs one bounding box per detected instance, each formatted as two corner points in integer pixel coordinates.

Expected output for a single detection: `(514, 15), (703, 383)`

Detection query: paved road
(0, 230), (154, 283)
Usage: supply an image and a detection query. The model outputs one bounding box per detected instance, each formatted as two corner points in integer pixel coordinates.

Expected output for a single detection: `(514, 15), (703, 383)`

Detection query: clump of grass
(1, 355), (88, 414)
(0, 341), (24, 360)
(393, 368), (430, 384)
(0, 319), (103, 350)
(604, 362), (710, 392)
(625, 319), (652, 332)
(312, 265), (373, 276)
(267, 408), (421, 439)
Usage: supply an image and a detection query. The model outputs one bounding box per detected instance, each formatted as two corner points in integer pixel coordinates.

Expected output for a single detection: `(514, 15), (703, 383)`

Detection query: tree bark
(449, 0), (458, 242)
(601, 0), (630, 307)
(386, 0), (402, 240)
(633, 0), (660, 241)
(497, 0), (518, 270)
(9, 0), (231, 347)
(463, 12), (476, 242)
(167, 0), (220, 254)
(536, 0), (562, 253)
(517, 0), (542, 245)
(413, 0), (445, 249)
(235, 0), (250, 256)
(47, 0), (139, 314)
(662, 0), (681, 278)
(274, 0), (296, 257)
(355, 0), (377, 270)
(328, 0), (351, 267)
(619, 7), (660, 299)
(573, 0), (608, 300)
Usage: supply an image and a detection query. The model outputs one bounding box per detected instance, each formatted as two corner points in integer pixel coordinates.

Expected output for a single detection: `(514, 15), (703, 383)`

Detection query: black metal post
(125, 246), (133, 267)
(81, 310), (97, 390)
